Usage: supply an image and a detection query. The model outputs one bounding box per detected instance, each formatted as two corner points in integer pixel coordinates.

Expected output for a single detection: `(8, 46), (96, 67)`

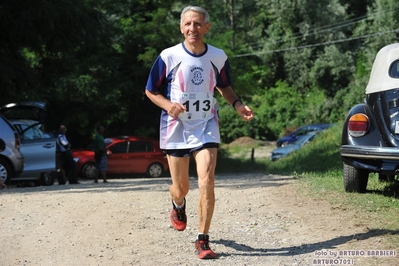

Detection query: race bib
(172, 91), (214, 121)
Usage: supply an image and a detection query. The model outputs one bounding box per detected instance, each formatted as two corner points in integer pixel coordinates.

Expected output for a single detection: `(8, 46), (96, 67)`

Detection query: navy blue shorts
(163, 143), (220, 157)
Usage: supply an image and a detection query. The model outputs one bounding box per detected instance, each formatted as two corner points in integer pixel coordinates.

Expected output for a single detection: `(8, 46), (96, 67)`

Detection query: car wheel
(343, 163), (369, 193)
(82, 163), (97, 179)
(146, 163), (163, 178)
(0, 158), (12, 184)
(40, 172), (55, 186)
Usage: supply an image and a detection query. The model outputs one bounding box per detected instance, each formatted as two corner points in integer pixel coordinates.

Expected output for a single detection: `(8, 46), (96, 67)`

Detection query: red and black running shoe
(169, 199), (187, 231)
(195, 234), (216, 259)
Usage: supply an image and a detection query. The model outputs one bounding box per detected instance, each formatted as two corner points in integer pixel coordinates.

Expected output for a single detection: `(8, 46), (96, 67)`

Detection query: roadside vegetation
(217, 124), (399, 247)
(1, 1), (399, 148)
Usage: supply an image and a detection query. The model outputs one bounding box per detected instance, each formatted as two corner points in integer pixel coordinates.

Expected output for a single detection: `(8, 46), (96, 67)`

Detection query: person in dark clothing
(93, 125), (107, 183)
(57, 125), (79, 184)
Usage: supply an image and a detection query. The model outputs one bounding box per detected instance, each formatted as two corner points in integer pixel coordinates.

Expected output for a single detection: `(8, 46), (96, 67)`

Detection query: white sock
(173, 198), (185, 209)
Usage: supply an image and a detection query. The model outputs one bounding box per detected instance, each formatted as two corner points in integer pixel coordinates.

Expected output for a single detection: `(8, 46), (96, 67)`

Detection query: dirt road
(0, 173), (397, 265)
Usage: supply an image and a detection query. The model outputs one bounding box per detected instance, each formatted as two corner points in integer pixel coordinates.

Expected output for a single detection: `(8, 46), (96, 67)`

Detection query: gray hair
(180, 6), (209, 24)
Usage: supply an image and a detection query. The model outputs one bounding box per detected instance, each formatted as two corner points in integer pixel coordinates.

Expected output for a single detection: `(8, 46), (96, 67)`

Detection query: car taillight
(14, 132), (20, 149)
(348, 114), (369, 137)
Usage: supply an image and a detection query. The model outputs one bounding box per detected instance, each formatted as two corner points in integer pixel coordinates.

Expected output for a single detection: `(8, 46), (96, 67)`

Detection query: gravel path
(0, 173), (397, 265)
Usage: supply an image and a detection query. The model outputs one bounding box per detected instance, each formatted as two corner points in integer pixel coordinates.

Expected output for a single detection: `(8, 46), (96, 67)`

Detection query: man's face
(180, 11), (210, 46)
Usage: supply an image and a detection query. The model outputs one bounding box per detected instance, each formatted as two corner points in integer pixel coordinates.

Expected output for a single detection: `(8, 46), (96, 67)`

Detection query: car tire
(40, 172), (55, 186)
(82, 163), (97, 179)
(343, 163), (369, 193)
(146, 163), (163, 178)
(0, 158), (12, 184)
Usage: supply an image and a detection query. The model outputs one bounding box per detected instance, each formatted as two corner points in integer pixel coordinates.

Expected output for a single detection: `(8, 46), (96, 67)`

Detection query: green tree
(0, 0), (108, 103)
(2, 0), (399, 146)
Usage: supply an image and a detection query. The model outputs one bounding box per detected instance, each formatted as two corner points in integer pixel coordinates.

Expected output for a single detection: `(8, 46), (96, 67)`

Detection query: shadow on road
(214, 228), (399, 257)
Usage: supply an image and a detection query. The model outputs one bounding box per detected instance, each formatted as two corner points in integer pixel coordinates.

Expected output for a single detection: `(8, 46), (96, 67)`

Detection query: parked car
(72, 136), (169, 179)
(0, 102), (59, 185)
(276, 123), (333, 147)
(271, 131), (319, 161)
(340, 43), (399, 193)
(0, 114), (24, 184)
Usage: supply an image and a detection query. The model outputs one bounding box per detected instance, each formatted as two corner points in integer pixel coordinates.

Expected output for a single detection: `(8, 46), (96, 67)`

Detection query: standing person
(93, 125), (108, 183)
(145, 5), (254, 259)
(57, 125), (79, 184)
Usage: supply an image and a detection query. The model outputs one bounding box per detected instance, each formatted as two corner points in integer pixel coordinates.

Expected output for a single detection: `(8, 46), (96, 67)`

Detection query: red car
(72, 136), (169, 179)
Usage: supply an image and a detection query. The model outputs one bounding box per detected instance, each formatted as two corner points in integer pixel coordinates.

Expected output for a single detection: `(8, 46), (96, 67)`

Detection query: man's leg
(94, 160), (100, 183)
(167, 155), (190, 230)
(101, 169), (107, 182)
(192, 147), (217, 259)
(65, 151), (78, 183)
(167, 155), (190, 205)
(61, 153), (71, 182)
(193, 148), (217, 233)
(102, 156), (108, 182)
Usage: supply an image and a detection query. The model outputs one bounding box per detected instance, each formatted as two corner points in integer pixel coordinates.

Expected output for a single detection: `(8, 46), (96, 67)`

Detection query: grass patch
(215, 147), (268, 173)
(217, 123), (399, 247)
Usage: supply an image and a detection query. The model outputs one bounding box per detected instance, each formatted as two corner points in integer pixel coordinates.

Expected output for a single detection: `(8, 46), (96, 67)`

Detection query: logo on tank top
(191, 67), (204, 86)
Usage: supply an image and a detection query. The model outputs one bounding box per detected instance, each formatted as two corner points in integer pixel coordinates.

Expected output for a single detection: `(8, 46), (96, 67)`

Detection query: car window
(293, 127), (308, 136)
(15, 123), (46, 140)
(307, 127), (320, 132)
(389, 61), (399, 78)
(108, 142), (128, 154)
(24, 126), (44, 139)
(295, 134), (316, 145)
(129, 141), (153, 152)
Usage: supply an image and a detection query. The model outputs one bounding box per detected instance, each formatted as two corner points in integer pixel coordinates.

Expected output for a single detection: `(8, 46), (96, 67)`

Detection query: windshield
(293, 133), (316, 145)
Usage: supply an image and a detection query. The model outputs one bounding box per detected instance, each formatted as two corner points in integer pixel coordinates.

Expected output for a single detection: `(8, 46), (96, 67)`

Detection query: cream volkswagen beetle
(341, 43), (399, 193)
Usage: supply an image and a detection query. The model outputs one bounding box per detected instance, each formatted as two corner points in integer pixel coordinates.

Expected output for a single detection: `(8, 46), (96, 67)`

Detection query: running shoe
(195, 234), (216, 259)
(169, 199), (187, 231)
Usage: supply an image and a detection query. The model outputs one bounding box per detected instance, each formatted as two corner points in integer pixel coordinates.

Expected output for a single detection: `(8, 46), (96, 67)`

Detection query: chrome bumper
(340, 145), (399, 160)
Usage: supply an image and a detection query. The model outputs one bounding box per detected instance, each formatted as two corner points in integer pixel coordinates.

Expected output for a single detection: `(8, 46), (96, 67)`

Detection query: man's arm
(216, 86), (255, 121)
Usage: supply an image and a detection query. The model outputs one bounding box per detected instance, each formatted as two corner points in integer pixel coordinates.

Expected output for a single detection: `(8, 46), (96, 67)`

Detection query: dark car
(72, 136), (169, 179)
(276, 123), (333, 147)
(271, 131), (319, 161)
(340, 43), (399, 193)
(0, 102), (58, 185)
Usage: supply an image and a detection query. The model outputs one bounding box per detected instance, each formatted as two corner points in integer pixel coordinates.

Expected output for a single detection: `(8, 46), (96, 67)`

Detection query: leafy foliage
(1, 0), (399, 147)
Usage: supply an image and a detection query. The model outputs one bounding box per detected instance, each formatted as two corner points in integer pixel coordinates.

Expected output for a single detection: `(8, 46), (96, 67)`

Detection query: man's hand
(236, 104), (255, 122)
(167, 102), (186, 119)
